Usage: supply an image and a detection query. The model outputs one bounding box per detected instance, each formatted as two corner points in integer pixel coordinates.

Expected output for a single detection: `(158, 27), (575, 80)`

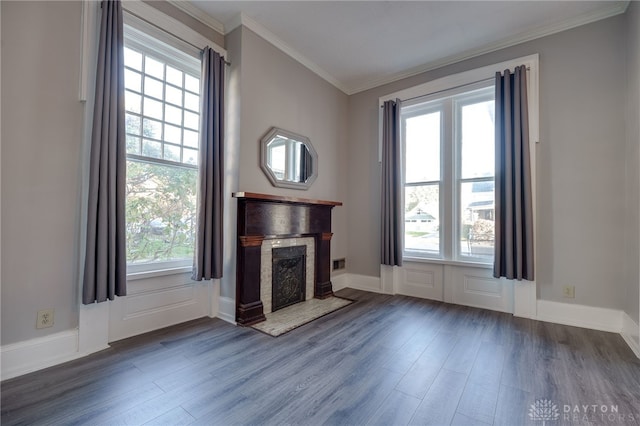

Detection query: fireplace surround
(233, 192), (342, 325)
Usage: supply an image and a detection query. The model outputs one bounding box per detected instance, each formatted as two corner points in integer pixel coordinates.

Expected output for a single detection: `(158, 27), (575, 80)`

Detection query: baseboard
(621, 312), (640, 358)
(0, 329), (89, 381)
(217, 296), (236, 324)
(337, 273), (385, 294)
(331, 273), (348, 291)
(536, 300), (623, 333)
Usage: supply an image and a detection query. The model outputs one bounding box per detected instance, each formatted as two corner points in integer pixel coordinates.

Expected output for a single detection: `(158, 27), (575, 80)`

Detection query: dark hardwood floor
(2, 289), (639, 425)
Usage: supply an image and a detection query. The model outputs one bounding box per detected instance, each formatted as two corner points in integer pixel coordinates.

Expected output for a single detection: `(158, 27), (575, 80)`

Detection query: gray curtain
(83, 0), (126, 304)
(192, 47), (225, 281)
(381, 99), (403, 266)
(494, 65), (534, 280)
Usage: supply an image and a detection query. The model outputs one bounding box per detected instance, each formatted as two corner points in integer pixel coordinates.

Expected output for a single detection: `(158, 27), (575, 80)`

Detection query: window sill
(127, 266), (193, 281)
(403, 256), (493, 270)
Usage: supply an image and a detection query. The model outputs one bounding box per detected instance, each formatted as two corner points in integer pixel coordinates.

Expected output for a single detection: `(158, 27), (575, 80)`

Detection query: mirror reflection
(260, 127), (317, 190)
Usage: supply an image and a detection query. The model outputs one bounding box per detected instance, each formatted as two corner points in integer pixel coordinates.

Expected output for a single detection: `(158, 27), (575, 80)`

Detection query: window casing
(123, 23), (201, 274)
(402, 84), (495, 263)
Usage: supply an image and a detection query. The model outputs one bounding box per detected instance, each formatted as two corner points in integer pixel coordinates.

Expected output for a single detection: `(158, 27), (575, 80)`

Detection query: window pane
(185, 74), (199, 93)
(460, 180), (494, 259)
(166, 66), (183, 88)
(143, 97), (163, 120)
(126, 113), (141, 135)
(405, 111), (440, 183)
(183, 148), (198, 165)
(404, 184), (440, 254)
(125, 91), (141, 114)
(165, 85), (183, 107)
(461, 100), (495, 179)
(124, 47), (142, 71)
(142, 118), (162, 140)
(144, 76), (163, 100)
(145, 56), (164, 79)
(164, 144), (181, 162)
(142, 139), (162, 159)
(183, 129), (198, 148)
(126, 160), (197, 264)
(184, 92), (199, 112)
(165, 104), (182, 125)
(125, 69), (141, 92)
(184, 111), (199, 131)
(126, 135), (140, 154)
(164, 123), (181, 144)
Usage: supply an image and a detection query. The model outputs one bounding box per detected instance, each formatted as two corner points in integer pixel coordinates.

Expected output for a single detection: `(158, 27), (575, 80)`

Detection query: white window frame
(379, 54), (539, 268)
(119, 1), (226, 278)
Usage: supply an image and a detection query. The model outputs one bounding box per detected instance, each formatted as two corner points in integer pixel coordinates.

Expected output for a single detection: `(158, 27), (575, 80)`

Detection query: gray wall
(222, 26), (349, 299)
(624, 2), (640, 323)
(1, 1), (84, 344)
(347, 14), (629, 310)
(0, 1), (228, 346)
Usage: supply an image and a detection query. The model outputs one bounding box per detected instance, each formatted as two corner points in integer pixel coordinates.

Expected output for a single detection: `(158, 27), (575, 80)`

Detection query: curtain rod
(381, 66), (530, 107)
(121, 7), (231, 66)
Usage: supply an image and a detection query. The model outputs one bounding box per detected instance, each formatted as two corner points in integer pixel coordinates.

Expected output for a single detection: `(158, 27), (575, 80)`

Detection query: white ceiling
(175, 1), (629, 94)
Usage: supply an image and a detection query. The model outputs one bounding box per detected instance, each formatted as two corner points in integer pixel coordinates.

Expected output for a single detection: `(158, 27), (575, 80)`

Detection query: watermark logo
(529, 399), (560, 425)
(529, 398), (637, 424)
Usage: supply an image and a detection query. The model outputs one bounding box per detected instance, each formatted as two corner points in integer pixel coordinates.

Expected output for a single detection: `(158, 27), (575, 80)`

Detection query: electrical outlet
(562, 286), (575, 299)
(36, 309), (54, 329)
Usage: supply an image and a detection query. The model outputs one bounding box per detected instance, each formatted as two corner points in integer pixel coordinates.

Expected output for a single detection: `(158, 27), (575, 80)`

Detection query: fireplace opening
(272, 245), (306, 312)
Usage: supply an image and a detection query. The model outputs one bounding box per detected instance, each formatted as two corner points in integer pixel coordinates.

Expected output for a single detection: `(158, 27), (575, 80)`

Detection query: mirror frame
(260, 127), (318, 190)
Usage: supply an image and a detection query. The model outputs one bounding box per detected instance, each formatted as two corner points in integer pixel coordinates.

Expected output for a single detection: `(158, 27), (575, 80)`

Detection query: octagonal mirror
(260, 127), (318, 190)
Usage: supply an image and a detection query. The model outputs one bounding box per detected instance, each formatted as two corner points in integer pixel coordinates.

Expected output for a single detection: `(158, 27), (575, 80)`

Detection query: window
(402, 84), (495, 263)
(123, 25), (201, 272)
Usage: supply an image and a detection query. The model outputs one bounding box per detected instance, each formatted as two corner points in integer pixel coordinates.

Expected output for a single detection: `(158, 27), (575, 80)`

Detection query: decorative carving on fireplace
(233, 192), (342, 326)
(272, 246), (306, 311)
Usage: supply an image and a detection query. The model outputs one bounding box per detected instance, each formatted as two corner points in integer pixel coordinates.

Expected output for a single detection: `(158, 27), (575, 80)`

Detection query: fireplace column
(236, 235), (266, 325)
(315, 232), (334, 299)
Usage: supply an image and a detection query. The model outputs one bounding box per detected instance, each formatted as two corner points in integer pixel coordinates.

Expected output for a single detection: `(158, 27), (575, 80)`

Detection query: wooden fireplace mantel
(233, 192), (342, 326)
(232, 192), (343, 207)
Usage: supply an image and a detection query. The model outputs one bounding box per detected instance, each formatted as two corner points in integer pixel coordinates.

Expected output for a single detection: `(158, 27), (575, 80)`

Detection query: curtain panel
(493, 65), (535, 281)
(82, 0), (127, 304)
(381, 99), (403, 267)
(192, 47), (225, 281)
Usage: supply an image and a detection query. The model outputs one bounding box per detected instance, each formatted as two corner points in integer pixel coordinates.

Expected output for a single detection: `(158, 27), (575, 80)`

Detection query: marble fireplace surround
(232, 192), (342, 326)
(261, 237), (315, 314)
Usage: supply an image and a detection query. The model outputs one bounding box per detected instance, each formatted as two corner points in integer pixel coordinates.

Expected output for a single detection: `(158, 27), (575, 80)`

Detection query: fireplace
(233, 192), (342, 325)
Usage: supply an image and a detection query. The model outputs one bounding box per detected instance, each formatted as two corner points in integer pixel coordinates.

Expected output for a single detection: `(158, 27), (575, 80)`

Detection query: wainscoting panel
(446, 266), (513, 313)
(109, 273), (209, 342)
(397, 263), (444, 301)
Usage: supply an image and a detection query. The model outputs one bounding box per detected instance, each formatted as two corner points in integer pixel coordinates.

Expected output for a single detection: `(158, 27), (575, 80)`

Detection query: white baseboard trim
(217, 296), (236, 324)
(0, 329), (90, 381)
(536, 300), (623, 333)
(621, 312), (640, 358)
(338, 273), (386, 294)
(331, 273), (348, 291)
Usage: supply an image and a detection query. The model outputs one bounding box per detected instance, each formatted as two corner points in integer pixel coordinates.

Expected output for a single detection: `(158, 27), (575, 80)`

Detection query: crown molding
(166, 0), (225, 35)
(347, 1), (630, 94)
(164, 0), (628, 95)
(227, 12), (349, 94)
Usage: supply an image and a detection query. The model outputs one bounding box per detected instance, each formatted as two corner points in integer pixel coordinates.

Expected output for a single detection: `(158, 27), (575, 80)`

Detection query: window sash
(123, 25), (201, 272)
(402, 87), (495, 264)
